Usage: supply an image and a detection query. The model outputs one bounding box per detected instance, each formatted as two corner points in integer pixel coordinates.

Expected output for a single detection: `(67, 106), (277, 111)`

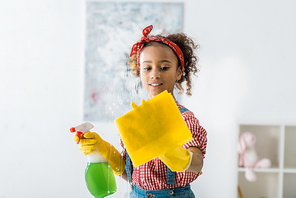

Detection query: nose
(150, 68), (160, 79)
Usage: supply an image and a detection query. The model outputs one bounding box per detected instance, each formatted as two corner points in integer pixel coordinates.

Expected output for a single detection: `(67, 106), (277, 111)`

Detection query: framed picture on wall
(84, 2), (183, 122)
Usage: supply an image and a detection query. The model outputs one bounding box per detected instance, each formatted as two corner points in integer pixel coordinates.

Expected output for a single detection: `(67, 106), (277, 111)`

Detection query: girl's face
(139, 43), (182, 99)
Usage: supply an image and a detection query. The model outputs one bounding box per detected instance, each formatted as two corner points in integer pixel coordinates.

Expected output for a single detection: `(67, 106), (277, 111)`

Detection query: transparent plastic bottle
(85, 149), (117, 198)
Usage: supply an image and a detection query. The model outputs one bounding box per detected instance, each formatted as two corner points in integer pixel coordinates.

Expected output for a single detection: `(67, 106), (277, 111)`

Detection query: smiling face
(139, 42), (182, 99)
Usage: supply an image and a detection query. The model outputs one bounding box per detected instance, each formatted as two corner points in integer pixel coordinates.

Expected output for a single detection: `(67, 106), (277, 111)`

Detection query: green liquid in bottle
(85, 162), (117, 198)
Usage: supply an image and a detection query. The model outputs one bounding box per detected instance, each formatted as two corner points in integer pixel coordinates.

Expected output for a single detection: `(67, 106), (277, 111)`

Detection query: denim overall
(125, 107), (195, 198)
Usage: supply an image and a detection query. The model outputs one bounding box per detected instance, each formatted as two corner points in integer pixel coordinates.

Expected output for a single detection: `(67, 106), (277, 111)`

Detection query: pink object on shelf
(238, 132), (271, 182)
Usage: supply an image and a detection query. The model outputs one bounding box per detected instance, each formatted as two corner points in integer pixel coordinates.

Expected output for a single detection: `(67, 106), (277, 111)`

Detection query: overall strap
(167, 168), (175, 185)
(125, 152), (133, 182)
(179, 107), (189, 114)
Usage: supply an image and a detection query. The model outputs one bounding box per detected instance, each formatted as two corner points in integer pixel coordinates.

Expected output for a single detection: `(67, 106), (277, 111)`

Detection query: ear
(238, 133), (246, 154)
(176, 66), (182, 81)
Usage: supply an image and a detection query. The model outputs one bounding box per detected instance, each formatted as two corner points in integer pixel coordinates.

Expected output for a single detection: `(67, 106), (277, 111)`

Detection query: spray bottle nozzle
(70, 123), (94, 144)
(70, 127), (84, 144)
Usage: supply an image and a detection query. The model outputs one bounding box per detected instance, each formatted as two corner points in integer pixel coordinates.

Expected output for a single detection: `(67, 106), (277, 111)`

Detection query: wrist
(184, 150), (193, 171)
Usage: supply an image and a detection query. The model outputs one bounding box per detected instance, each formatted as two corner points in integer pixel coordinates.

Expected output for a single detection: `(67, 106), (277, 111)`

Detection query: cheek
(166, 71), (179, 82)
(140, 72), (148, 85)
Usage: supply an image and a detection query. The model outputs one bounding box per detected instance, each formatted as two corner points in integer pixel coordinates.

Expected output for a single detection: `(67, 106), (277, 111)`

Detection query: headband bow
(130, 25), (185, 72)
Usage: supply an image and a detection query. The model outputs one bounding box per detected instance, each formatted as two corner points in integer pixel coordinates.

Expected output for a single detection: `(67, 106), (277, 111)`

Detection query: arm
(183, 111), (207, 173)
(119, 171), (128, 181)
(159, 111), (207, 173)
(186, 146), (203, 173)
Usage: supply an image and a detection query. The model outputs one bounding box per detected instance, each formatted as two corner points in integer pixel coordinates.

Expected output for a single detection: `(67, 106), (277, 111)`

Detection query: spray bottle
(70, 123), (117, 198)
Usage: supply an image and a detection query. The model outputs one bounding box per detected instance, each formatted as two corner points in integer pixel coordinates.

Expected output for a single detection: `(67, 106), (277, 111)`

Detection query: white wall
(182, 0), (296, 197)
(0, 0), (295, 198)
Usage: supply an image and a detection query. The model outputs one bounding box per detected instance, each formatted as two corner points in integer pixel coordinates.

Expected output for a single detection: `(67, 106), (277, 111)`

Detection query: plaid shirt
(120, 98), (207, 190)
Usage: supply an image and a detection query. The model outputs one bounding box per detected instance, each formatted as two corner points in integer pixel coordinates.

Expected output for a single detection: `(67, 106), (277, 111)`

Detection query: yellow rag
(114, 90), (193, 167)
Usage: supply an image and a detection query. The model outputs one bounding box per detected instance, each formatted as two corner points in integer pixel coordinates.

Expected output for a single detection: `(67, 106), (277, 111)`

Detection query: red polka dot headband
(130, 25), (185, 73)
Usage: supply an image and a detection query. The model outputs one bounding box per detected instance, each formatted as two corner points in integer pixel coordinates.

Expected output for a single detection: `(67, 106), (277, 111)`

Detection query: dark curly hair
(128, 33), (199, 96)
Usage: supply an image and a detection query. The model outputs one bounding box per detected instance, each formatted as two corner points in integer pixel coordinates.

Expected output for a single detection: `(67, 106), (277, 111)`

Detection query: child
(76, 25), (207, 198)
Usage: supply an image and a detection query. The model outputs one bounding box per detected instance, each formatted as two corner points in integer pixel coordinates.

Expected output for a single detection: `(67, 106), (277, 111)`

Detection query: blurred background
(0, 0), (295, 197)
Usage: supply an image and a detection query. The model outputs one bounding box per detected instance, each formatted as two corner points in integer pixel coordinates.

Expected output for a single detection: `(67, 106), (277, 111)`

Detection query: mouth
(149, 82), (163, 88)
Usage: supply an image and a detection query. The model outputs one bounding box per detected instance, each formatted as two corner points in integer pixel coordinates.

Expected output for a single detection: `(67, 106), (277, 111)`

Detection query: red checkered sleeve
(181, 110), (207, 158)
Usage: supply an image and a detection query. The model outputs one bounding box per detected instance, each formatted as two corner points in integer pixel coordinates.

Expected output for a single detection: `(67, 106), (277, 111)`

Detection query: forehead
(140, 42), (178, 60)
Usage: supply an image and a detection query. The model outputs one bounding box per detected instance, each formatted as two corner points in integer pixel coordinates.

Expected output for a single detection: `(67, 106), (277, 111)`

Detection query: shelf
(237, 124), (296, 198)
(283, 173), (296, 198)
(239, 125), (281, 168)
(238, 168), (296, 174)
(284, 126), (296, 169)
(238, 167), (280, 173)
(283, 169), (296, 174)
(238, 172), (279, 198)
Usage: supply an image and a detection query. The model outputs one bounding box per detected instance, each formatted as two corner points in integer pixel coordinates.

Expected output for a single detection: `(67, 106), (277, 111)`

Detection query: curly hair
(128, 33), (199, 96)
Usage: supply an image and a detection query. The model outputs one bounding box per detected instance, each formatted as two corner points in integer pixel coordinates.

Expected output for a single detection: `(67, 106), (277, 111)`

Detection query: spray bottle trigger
(70, 123), (94, 144)
(76, 131), (84, 144)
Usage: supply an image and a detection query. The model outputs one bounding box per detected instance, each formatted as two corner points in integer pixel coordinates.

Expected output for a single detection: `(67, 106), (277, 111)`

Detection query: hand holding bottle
(74, 132), (125, 176)
(71, 123), (119, 197)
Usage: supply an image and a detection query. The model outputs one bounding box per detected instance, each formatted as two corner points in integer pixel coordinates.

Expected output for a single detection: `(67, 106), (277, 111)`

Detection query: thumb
(83, 132), (95, 139)
(84, 132), (103, 143)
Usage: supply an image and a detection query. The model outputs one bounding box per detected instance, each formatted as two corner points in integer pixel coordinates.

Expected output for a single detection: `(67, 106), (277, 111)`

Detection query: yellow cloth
(114, 90), (193, 167)
(74, 132), (125, 176)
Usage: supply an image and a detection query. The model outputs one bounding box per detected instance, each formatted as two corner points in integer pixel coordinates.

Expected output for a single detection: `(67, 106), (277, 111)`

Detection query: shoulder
(177, 103), (198, 124)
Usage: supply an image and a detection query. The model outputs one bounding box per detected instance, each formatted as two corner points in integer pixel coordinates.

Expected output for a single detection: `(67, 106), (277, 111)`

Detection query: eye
(161, 66), (169, 71)
(143, 67), (151, 71)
